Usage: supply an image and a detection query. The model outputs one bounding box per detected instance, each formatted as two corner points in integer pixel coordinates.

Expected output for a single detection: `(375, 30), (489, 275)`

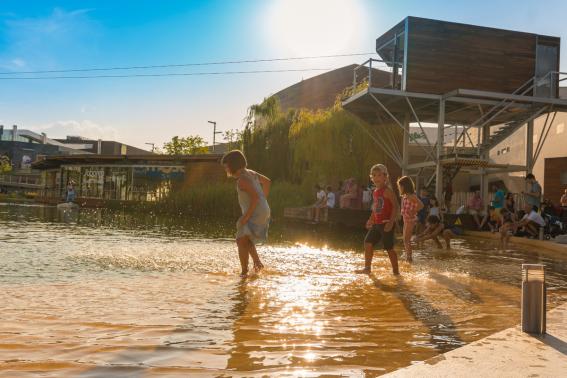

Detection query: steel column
(436, 100), (445, 200)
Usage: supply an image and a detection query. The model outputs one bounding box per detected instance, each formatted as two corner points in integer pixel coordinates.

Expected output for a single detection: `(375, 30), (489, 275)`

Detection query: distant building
(32, 154), (225, 205)
(0, 125), (154, 194)
(272, 64), (391, 112)
(54, 136), (153, 155)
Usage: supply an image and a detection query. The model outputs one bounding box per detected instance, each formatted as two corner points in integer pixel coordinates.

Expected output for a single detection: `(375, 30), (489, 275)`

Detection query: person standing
(313, 184), (327, 222)
(221, 150), (271, 278)
(355, 164), (400, 275)
(397, 176), (423, 262)
(560, 188), (567, 207)
(65, 181), (76, 203)
(523, 173), (542, 211)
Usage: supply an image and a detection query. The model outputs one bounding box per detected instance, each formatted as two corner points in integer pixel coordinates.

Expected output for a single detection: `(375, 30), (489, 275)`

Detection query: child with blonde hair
(356, 164), (400, 275)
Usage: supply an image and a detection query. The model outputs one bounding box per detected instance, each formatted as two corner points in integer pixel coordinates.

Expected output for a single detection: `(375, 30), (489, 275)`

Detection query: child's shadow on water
(368, 273), (465, 352)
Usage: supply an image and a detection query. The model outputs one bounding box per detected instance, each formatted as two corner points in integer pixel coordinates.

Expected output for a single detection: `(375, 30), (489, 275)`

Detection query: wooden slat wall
(544, 157), (567, 204)
(405, 17), (541, 95)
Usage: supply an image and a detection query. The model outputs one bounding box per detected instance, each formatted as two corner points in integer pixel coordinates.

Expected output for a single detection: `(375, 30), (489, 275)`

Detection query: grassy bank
(124, 181), (313, 219)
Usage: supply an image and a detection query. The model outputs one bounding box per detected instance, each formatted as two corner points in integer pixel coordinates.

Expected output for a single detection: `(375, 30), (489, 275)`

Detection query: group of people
(462, 174), (547, 249)
(221, 151), (454, 277)
(312, 179), (372, 222)
(221, 149), (565, 278)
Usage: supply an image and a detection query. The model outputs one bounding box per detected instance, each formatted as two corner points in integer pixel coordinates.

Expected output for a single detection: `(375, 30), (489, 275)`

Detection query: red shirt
(372, 187), (393, 224)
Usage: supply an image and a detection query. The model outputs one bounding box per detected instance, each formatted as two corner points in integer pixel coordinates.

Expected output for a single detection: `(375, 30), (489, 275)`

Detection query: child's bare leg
(415, 223), (424, 248)
(498, 224), (510, 249)
(355, 242), (374, 273)
(236, 237), (250, 276)
(473, 214), (481, 229)
(432, 235), (443, 248)
(386, 249), (399, 275)
(442, 229), (453, 249)
(403, 222), (414, 262)
(247, 239), (264, 271)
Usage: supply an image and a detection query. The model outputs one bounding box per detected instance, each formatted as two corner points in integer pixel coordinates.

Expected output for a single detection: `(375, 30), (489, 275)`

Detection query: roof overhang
(32, 154), (223, 170)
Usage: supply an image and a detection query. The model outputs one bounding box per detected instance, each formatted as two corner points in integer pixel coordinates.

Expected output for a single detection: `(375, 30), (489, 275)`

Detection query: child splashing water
(356, 164), (400, 275)
(397, 176), (423, 262)
(222, 150), (271, 277)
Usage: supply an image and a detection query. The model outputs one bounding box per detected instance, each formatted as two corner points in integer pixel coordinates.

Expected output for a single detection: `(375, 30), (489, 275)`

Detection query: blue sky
(1, 0), (567, 150)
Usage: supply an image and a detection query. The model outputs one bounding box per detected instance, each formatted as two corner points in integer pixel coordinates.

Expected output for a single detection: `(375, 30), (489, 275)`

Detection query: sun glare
(265, 0), (366, 56)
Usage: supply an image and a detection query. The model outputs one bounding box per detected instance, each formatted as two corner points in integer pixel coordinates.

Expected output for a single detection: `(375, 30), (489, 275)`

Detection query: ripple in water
(1, 204), (567, 377)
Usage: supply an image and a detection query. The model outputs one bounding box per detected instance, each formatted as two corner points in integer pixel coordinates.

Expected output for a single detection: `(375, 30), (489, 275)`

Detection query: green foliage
(243, 97), (397, 188)
(163, 135), (209, 155)
(157, 182), (240, 218)
(141, 181), (311, 220)
(223, 129), (243, 151)
(0, 155), (11, 173)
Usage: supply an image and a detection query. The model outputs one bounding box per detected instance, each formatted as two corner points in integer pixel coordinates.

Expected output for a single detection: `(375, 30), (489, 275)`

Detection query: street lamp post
(208, 121), (222, 152)
(145, 142), (155, 153)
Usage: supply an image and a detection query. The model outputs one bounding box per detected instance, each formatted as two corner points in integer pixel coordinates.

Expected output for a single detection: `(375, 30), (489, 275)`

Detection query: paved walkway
(385, 303), (567, 377)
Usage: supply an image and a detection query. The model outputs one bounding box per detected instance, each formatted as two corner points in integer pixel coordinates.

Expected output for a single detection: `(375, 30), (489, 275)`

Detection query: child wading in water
(356, 164), (400, 275)
(222, 150), (271, 277)
(415, 215), (458, 249)
(397, 176), (423, 262)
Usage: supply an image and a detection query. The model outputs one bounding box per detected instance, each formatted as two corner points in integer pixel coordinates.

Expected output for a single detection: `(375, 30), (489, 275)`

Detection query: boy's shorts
(449, 226), (463, 236)
(364, 224), (394, 250)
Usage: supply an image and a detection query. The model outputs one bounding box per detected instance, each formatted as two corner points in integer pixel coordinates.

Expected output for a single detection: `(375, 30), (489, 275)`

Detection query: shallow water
(1, 203), (566, 377)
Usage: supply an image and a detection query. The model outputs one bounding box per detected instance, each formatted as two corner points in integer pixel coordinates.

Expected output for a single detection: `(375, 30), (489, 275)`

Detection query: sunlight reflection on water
(1, 204), (567, 377)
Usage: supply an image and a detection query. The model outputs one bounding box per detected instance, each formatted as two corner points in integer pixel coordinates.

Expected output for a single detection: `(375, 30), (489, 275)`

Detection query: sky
(1, 0), (567, 151)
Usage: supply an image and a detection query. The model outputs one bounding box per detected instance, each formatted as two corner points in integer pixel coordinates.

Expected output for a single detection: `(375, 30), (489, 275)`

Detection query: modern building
(488, 87), (567, 201)
(0, 125), (154, 194)
(32, 154), (225, 205)
(341, 16), (567, 209)
(272, 64), (391, 112)
(54, 135), (153, 155)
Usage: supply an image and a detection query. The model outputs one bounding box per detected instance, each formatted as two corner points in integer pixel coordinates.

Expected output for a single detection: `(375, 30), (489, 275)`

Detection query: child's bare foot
(355, 268), (371, 274)
(240, 271), (248, 278)
(253, 262), (264, 272)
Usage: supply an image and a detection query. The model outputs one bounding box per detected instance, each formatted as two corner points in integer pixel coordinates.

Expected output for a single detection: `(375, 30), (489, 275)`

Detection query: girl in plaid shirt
(397, 176), (423, 262)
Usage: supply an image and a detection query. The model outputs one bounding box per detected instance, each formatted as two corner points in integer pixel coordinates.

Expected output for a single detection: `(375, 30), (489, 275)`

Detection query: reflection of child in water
(414, 215), (458, 249)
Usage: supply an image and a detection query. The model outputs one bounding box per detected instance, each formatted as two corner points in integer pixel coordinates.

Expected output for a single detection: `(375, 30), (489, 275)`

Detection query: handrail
(453, 69), (564, 154)
(351, 58), (404, 94)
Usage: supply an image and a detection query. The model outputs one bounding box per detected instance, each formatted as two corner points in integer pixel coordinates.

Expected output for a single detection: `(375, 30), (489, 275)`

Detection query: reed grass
(133, 181), (313, 219)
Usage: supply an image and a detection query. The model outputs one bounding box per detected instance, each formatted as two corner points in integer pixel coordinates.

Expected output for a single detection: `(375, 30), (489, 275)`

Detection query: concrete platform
(385, 303), (567, 377)
(464, 230), (567, 257)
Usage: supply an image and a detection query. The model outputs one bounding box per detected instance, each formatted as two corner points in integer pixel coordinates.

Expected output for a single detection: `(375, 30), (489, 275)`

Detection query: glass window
(81, 167), (104, 198)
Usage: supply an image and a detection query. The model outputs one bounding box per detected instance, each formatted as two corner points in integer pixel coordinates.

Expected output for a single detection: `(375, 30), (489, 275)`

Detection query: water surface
(1, 203), (566, 377)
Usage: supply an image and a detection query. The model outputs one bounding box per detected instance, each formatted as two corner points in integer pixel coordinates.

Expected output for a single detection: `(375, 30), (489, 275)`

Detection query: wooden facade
(376, 17), (560, 96)
(544, 157), (567, 204)
(274, 65), (391, 112)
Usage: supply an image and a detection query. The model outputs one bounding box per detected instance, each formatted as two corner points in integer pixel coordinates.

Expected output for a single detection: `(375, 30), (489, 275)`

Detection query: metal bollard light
(521, 264), (546, 334)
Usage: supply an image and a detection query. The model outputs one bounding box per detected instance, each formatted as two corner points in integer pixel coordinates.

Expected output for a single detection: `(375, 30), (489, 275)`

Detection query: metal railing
(0, 174), (42, 188)
(351, 58), (404, 95)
